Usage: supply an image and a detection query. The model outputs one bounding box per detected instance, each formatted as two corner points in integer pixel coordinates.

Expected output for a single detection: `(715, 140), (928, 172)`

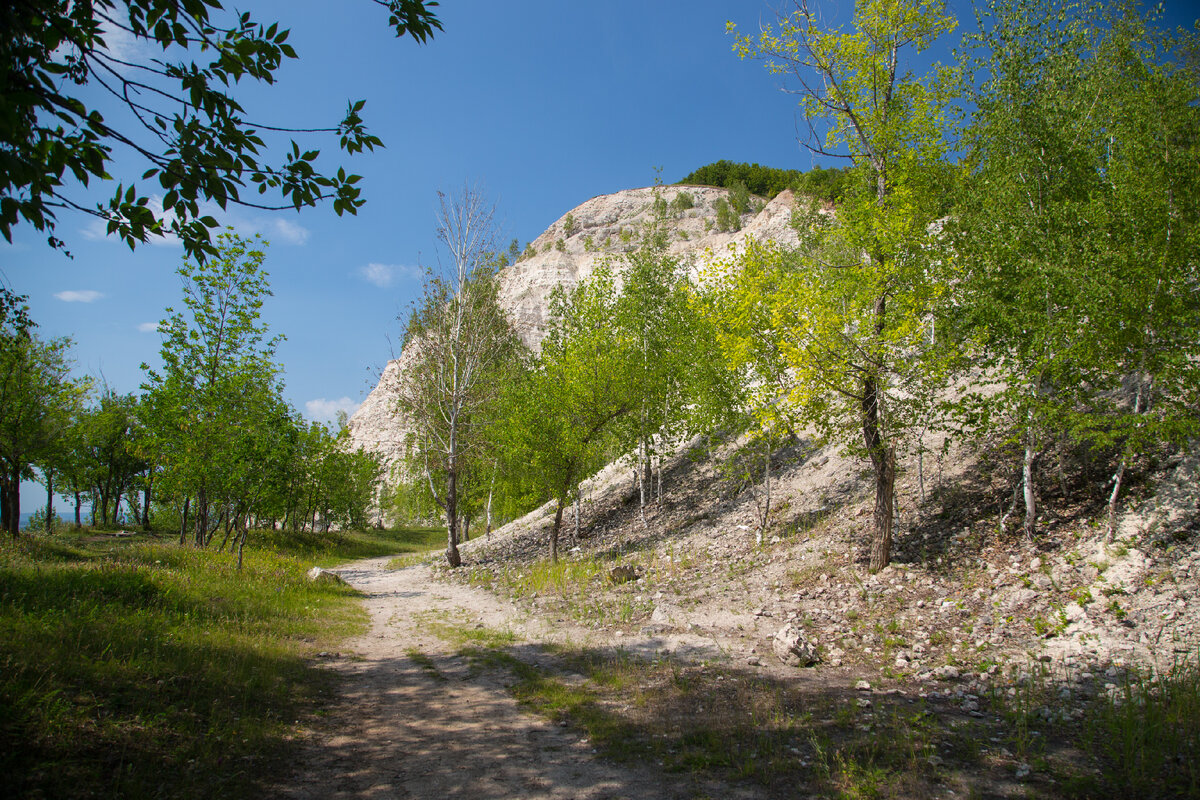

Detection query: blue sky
(6, 0), (1197, 514)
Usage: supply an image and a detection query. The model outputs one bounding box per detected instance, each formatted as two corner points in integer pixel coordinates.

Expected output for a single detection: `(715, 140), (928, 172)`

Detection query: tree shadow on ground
(424, 637), (1124, 800)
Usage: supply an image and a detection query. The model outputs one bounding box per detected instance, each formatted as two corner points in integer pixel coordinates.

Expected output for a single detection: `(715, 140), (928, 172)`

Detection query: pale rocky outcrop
(498, 185), (802, 350)
(772, 623), (821, 667)
(346, 184), (806, 513)
(346, 348), (416, 485)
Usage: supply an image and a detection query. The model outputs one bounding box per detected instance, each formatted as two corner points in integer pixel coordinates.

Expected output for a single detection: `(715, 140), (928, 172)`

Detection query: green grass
(458, 554), (673, 627)
(0, 524), (437, 799)
(1082, 653), (1200, 798)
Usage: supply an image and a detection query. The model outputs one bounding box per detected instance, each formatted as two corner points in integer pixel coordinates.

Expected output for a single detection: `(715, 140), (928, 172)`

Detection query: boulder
(772, 623), (821, 667)
(307, 567), (348, 586)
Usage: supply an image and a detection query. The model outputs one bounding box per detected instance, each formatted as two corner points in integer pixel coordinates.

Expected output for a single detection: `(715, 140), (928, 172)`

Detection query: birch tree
(395, 188), (521, 568)
(953, 0), (1200, 539)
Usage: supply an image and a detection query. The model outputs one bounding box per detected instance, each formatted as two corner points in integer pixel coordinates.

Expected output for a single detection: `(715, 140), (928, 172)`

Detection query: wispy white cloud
(261, 217), (310, 246)
(137, 321), (160, 333)
(359, 263), (394, 287)
(305, 397), (361, 427)
(97, 17), (154, 70)
(358, 262), (421, 288)
(55, 290), (103, 303)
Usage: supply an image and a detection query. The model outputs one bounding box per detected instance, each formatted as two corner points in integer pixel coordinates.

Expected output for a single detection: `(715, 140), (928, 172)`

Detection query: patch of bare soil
(273, 556), (755, 800)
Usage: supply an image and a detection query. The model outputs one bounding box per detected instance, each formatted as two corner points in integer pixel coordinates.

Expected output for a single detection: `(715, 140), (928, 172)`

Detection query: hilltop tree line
(678, 159), (850, 205)
(2, 232), (380, 559)
(397, 0), (1200, 571)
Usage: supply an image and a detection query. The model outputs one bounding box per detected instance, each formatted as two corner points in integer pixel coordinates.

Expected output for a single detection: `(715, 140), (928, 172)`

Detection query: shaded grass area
(1085, 653), (1200, 799)
(457, 643), (955, 798)
(423, 619), (1200, 799)
(0, 525), (438, 800)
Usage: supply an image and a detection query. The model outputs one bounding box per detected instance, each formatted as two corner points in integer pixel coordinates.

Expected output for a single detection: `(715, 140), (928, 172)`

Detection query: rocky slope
(346, 184), (802, 491)
(458, 432), (1200, 679)
(436, 423), (1200, 795)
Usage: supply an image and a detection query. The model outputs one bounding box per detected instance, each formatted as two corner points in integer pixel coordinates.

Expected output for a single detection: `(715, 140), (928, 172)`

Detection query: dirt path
(275, 556), (744, 800)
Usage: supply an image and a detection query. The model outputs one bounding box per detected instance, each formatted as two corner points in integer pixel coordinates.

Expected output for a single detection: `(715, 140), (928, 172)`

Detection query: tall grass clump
(0, 527), (401, 799)
(1085, 653), (1200, 798)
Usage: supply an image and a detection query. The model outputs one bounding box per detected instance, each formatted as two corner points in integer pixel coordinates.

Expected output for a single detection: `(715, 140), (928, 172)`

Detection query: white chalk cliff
(347, 184), (803, 490)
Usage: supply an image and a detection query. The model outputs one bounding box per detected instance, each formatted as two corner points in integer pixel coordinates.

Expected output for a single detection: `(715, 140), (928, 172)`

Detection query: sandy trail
(275, 556), (736, 800)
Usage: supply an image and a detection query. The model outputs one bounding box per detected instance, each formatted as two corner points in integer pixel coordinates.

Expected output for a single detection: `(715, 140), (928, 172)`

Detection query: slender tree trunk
(1022, 425), (1037, 540)
(863, 293), (895, 573)
(550, 497), (565, 563)
(656, 458), (663, 504)
(462, 514), (471, 542)
(236, 525), (248, 570)
(141, 477), (152, 531)
(1106, 376), (1146, 543)
(97, 484), (108, 526)
(573, 493), (580, 542)
(0, 475), (11, 536)
(638, 440), (648, 528)
(125, 487), (139, 529)
(485, 478), (494, 537)
(444, 468), (461, 568)
(73, 492), (82, 529)
(758, 435), (771, 546)
(179, 496), (190, 546)
(869, 447), (896, 572)
(45, 469), (54, 534)
(10, 466), (22, 537)
(195, 485), (208, 547)
(917, 445), (926, 503)
(3, 467), (19, 537)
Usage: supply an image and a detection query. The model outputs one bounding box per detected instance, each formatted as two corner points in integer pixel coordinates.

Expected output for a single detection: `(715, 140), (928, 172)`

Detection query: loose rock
(772, 623), (821, 667)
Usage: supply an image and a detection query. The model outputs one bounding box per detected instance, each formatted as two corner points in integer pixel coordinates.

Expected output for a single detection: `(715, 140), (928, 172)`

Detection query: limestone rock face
(346, 184), (805, 501)
(346, 348), (416, 483)
(497, 185), (801, 350)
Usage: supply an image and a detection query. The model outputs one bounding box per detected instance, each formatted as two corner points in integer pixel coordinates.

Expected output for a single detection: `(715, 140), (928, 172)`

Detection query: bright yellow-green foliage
(701, 236), (955, 458)
(694, 244), (790, 434)
(718, 0), (959, 466)
(725, 0), (962, 570)
(729, 0), (956, 168)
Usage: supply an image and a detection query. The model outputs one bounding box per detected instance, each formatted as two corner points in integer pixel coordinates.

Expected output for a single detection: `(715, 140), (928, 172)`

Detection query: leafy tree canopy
(1, 0), (441, 260)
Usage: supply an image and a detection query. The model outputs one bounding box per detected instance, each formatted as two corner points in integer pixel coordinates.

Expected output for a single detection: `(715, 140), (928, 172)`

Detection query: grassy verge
(456, 548), (703, 627)
(251, 524), (444, 566)
(0, 525), (439, 799)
